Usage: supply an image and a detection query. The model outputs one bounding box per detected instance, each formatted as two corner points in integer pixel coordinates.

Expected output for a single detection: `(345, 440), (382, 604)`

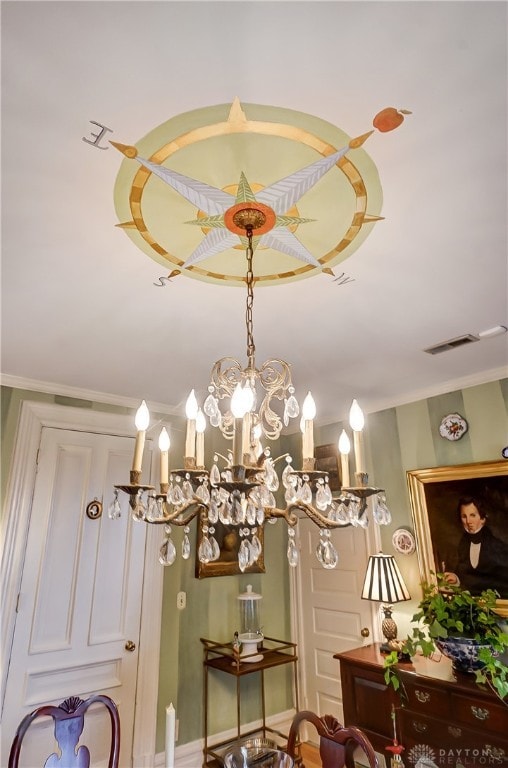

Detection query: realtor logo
(408, 744), (437, 766)
(407, 743), (506, 767)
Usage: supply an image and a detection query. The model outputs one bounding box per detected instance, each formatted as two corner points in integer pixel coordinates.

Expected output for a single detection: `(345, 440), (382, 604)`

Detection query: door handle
(361, 627), (370, 637)
(125, 640), (136, 652)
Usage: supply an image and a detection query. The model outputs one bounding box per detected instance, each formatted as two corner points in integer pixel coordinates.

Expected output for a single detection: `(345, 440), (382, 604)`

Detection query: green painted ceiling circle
(112, 100), (384, 287)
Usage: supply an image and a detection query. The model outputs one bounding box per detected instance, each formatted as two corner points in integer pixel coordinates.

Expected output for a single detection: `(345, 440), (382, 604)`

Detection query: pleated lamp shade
(361, 552), (411, 604)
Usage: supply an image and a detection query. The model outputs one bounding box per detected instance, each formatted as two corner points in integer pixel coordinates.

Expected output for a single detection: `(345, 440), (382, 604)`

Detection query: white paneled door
(2, 427), (150, 768)
(296, 516), (378, 722)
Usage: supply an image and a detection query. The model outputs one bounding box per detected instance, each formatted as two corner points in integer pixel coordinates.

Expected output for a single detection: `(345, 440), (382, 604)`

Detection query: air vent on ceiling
(424, 334), (480, 355)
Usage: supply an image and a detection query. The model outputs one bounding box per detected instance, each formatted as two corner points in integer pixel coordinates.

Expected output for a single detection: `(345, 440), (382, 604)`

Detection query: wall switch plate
(177, 591), (186, 610)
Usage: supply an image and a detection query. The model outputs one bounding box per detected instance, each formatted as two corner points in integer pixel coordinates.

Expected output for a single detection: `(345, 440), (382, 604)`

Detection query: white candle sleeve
(232, 418), (243, 465)
(353, 430), (365, 475)
(196, 431), (204, 467)
(132, 431), (146, 472)
(340, 453), (350, 487)
(185, 420), (196, 459)
(303, 420), (314, 460)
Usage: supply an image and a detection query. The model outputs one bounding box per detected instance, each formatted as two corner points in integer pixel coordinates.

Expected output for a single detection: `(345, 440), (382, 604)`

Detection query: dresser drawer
(399, 709), (508, 765)
(451, 692), (508, 735)
(400, 679), (450, 718)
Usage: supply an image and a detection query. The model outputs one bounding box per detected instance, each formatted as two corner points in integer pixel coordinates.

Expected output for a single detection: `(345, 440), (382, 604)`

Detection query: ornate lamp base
(380, 604), (398, 653)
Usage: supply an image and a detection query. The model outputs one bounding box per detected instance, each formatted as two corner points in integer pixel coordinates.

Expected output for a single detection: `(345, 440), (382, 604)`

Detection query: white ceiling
(2, 1), (507, 427)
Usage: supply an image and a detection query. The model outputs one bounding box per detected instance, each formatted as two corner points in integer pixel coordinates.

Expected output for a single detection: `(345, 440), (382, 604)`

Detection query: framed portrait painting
(407, 460), (508, 597)
(195, 520), (265, 579)
(314, 443), (341, 492)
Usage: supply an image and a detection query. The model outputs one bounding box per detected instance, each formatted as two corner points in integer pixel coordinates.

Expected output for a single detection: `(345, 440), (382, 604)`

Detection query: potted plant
(383, 573), (508, 702)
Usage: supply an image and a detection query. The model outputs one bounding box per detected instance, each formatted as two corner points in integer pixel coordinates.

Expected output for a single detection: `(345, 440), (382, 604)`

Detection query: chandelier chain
(245, 227), (256, 368)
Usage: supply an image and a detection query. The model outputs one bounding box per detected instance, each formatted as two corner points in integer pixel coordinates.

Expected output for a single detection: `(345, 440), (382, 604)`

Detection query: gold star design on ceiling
(111, 99), (410, 286)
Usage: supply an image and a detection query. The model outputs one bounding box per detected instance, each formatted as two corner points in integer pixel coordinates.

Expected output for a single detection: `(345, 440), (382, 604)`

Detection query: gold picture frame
(407, 460), (508, 594)
(314, 443), (341, 492)
(195, 521), (265, 579)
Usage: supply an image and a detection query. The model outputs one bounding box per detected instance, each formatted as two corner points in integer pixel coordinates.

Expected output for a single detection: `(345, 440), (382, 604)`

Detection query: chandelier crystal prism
(113, 208), (392, 571)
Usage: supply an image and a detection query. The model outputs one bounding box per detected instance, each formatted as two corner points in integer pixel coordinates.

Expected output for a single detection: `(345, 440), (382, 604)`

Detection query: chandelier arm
(265, 507), (299, 527)
(147, 499), (208, 526)
(285, 501), (354, 529)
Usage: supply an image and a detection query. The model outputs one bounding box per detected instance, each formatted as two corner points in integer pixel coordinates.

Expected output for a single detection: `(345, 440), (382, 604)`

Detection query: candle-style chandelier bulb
(196, 408), (206, 434)
(158, 427), (170, 452)
(302, 391), (316, 420)
(135, 400), (150, 431)
(349, 399), (364, 431)
(231, 382), (251, 418)
(185, 389), (198, 419)
(338, 429), (351, 455)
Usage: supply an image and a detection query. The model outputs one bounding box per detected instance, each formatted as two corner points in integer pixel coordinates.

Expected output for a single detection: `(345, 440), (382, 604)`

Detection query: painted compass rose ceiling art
(112, 99), (410, 286)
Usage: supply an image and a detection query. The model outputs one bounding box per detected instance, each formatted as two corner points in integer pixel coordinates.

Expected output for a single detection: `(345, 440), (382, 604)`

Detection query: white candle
(165, 702), (175, 768)
(302, 392), (316, 461)
(158, 427), (170, 485)
(338, 429), (351, 487)
(231, 383), (251, 465)
(185, 390), (198, 459)
(252, 422), (263, 459)
(240, 382), (254, 459)
(195, 409), (206, 467)
(132, 400), (150, 472)
(349, 399), (365, 475)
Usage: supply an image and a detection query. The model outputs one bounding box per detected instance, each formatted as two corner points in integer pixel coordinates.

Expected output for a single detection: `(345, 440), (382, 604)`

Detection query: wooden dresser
(335, 644), (508, 766)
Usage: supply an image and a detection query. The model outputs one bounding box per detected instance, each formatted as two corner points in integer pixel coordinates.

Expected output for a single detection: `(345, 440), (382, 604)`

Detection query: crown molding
(2, 366), (507, 429)
(0, 374), (179, 417)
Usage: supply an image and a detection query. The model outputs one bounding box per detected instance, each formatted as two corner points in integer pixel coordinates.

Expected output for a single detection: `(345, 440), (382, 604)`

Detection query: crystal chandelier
(112, 209), (391, 570)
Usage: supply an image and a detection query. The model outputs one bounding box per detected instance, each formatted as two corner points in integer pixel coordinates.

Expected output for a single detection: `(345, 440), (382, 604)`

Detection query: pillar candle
(165, 703), (175, 768)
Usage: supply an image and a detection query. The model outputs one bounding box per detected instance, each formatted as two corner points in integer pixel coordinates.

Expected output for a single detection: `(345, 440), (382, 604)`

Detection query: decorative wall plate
(392, 528), (416, 555)
(439, 413), (468, 441)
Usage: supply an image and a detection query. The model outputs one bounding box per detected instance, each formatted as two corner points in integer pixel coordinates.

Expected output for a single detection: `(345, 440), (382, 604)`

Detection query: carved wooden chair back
(286, 710), (379, 768)
(8, 694), (120, 768)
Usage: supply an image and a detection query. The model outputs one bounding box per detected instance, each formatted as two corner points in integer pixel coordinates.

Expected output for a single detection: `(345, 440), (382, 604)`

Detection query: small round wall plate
(439, 413), (468, 441)
(392, 528), (416, 555)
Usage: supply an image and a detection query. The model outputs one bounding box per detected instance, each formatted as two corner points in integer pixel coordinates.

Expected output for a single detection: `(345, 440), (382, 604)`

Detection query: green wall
(2, 378), (507, 752)
(0, 385), (293, 753)
(282, 379), (508, 638)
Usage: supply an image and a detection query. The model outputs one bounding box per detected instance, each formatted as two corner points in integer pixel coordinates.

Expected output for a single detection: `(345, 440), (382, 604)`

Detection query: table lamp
(361, 552), (411, 652)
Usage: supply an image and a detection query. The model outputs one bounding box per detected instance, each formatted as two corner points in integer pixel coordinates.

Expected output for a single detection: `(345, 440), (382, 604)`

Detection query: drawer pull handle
(412, 721), (428, 733)
(415, 690), (430, 704)
(471, 706), (490, 720)
(448, 726), (462, 738)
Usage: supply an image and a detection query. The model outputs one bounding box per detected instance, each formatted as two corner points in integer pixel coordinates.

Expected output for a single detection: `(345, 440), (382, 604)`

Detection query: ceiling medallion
(111, 99), (410, 286)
